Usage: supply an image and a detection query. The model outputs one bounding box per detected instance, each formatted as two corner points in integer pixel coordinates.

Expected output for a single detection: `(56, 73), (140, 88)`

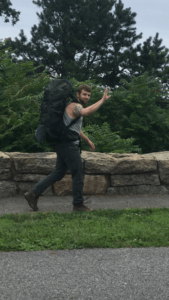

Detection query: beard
(79, 99), (85, 106)
(78, 96), (87, 106)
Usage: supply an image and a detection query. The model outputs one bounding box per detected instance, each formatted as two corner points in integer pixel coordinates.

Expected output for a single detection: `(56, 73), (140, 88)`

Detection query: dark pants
(33, 141), (85, 206)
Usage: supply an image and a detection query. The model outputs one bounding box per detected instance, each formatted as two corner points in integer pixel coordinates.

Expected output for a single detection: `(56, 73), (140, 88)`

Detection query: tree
(0, 0), (20, 25)
(0, 42), (50, 153)
(0, 42), (141, 154)
(126, 33), (169, 82)
(6, 1), (169, 89)
(7, 0), (142, 85)
(122, 33), (169, 109)
(105, 73), (169, 153)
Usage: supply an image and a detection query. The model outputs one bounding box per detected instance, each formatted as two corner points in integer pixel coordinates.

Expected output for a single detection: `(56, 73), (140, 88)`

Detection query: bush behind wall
(1, 42), (169, 154)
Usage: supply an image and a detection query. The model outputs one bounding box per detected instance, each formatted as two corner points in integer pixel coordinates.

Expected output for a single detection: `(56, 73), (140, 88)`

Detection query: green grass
(1, 208), (169, 252)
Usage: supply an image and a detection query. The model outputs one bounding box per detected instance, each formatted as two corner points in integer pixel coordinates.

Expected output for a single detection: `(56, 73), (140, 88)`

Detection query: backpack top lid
(49, 79), (72, 91)
(44, 79), (73, 101)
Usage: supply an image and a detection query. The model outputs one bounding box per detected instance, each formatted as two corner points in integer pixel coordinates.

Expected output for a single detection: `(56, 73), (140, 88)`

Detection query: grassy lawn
(1, 208), (169, 252)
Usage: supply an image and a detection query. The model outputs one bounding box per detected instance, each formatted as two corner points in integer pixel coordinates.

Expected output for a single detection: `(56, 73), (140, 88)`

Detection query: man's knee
(52, 170), (66, 182)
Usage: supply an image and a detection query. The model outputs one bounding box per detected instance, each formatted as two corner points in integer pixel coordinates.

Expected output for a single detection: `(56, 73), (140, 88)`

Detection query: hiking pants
(33, 141), (85, 206)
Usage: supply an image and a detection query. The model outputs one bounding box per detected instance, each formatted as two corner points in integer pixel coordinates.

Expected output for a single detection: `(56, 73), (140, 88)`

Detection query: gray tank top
(63, 103), (83, 145)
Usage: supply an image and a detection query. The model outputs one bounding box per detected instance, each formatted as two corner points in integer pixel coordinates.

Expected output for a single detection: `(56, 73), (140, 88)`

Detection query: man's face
(76, 89), (91, 106)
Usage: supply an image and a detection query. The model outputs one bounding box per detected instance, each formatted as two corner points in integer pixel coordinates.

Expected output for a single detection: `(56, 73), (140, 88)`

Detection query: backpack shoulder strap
(67, 116), (81, 128)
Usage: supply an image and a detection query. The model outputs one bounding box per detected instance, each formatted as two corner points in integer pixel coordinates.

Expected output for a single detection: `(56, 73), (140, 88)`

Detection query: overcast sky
(0, 0), (169, 49)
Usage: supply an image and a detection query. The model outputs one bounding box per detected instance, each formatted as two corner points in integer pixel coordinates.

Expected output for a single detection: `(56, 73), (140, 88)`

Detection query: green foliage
(7, 0), (143, 87)
(1, 44), (168, 155)
(133, 33), (169, 84)
(0, 0), (20, 25)
(110, 73), (169, 153)
(84, 73), (169, 153)
(0, 42), (51, 153)
(81, 122), (142, 153)
(6, 1), (169, 89)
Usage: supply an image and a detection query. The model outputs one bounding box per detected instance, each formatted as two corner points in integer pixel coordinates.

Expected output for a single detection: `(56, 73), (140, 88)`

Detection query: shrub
(109, 73), (169, 153)
(82, 73), (169, 153)
(81, 122), (142, 153)
(1, 43), (163, 154)
(0, 42), (50, 152)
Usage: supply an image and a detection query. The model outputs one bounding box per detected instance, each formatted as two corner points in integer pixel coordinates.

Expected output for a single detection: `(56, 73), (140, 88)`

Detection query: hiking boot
(73, 202), (93, 212)
(24, 190), (40, 211)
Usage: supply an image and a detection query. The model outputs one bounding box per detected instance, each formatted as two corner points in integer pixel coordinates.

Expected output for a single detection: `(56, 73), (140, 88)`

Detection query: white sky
(0, 0), (169, 49)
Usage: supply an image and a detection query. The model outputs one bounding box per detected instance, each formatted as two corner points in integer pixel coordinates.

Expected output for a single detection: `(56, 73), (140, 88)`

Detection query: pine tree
(0, 0), (20, 25)
(7, 0), (142, 84)
(6, 0), (169, 89)
(130, 33), (169, 82)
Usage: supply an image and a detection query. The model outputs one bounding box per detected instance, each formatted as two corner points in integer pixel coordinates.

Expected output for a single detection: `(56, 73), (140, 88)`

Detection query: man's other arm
(79, 130), (95, 151)
(79, 130), (89, 143)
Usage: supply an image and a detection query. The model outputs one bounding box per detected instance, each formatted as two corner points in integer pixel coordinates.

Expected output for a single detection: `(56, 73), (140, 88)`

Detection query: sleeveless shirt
(63, 103), (83, 145)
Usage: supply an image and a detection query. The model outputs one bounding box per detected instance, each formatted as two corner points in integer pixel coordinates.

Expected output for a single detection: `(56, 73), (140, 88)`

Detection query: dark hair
(76, 84), (92, 95)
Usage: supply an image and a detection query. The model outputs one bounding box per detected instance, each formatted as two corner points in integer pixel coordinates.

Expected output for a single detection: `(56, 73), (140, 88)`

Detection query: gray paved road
(1, 247), (169, 300)
(1, 194), (169, 215)
(1, 194), (169, 299)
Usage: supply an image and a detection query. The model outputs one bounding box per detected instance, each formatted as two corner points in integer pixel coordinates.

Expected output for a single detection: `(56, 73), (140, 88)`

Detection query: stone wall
(1, 150), (169, 198)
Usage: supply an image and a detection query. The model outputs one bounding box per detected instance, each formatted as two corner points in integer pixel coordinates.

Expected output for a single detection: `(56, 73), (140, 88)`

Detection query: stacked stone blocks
(0, 151), (169, 198)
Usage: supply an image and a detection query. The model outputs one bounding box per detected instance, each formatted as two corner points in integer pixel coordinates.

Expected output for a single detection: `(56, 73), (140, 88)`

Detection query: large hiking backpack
(34, 79), (81, 146)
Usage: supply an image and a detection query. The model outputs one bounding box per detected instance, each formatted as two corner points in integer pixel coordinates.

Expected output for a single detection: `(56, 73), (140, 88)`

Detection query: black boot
(73, 202), (93, 212)
(24, 190), (40, 211)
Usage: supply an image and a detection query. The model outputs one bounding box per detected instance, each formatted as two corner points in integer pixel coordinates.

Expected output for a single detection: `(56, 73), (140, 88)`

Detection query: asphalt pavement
(1, 194), (169, 215)
(1, 194), (169, 300)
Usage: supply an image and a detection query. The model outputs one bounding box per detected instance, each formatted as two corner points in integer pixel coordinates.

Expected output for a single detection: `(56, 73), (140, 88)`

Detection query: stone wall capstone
(0, 150), (169, 198)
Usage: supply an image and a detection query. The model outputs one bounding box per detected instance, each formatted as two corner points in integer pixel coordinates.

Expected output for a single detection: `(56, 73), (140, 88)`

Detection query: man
(24, 84), (111, 212)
